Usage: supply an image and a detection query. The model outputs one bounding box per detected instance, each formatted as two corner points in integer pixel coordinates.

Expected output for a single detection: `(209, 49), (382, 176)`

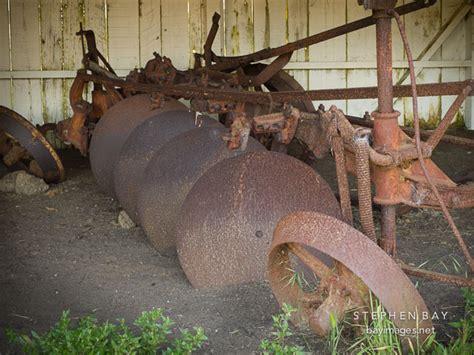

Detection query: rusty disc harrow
(89, 95), (186, 198)
(268, 211), (432, 344)
(137, 126), (265, 253)
(176, 151), (341, 288)
(115, 111), (222, 223)
(0, 106), (64, 183)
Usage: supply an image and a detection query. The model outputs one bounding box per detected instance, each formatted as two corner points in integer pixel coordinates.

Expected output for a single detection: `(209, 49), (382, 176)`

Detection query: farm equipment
(2, 0), (474, 345)
(0, 106), (64, 183)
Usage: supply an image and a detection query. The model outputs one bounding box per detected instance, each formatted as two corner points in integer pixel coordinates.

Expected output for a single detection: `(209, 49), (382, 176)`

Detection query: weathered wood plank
(347, 1), (376, 118)
(189, 0), (206, 67)
(63, 0), (86, 70)
(108, 0), (140, 69)
(40, 0), (63, 127)
(266, 0), (286, 48)
(85, 0), (107, 56)
(308, 0), (346, 62)
(11, 0), (41, 70)
(13, 80), (43, 125)
(403, 0), (441, 127)
(205, 0), (224, 56)
(0, 0), (11, 107)
(441, 0), (466, 126)
(287, 0), (309, 90)
(224, 0), (254, 56)
(0, 0), (10, 71)
(161, 0), (189, 69)
(308, 0), (346, 112)
(139, 0), (161, 66)
(10, 0), (42, 123)
(309, 69), (347, 113)
(347, 69), (378, 117)
(392, 0), (405, 62)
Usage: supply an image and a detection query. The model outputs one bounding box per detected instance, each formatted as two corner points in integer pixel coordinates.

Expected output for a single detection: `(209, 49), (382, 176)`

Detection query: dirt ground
(0, 139), (473, 354)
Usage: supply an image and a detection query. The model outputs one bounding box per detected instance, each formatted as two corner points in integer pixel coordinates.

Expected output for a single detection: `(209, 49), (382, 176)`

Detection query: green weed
(259, 303), (305, 355)
(6, 309), (207, 354)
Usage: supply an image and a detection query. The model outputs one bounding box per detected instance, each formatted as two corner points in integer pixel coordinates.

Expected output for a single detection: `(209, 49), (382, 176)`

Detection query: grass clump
(6, 308), (207, 354)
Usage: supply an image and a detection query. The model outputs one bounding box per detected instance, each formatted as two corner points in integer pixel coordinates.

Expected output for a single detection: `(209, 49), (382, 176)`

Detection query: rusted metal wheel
(89, 94), (186, 197)
(176, 151), (341, 288)
(137, 126), (265, 253)
(268, 211), (432, 344)
(0, 106), (64, 183)
(115, 112), (221, 223)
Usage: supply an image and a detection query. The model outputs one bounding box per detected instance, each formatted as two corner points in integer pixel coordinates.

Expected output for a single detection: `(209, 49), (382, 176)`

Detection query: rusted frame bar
(399, 261), (474, 288)
(203, 13), (220, 67)
(426, 85), (472, 149)
(208, 0), (436, 71)
(78, 71), (474, 105)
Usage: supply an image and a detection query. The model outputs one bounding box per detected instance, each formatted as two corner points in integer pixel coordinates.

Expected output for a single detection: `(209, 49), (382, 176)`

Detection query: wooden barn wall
(0, 0), (472, 136)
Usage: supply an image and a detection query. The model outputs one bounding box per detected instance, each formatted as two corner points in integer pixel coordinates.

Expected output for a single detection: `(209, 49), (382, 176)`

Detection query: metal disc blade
(268, 211), (432, 343)
(176, 151), (341, 288)
(0, 106), (64, 183)
(138, 126), (265, 253)
(115, 112), (222, 223)
(89, 95), (186, 197)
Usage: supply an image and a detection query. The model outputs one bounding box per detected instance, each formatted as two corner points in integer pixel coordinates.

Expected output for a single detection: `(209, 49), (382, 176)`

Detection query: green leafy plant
(432, 288), (474, 355)
(6, 308), (207, 354)
(259, 303), (305, 355)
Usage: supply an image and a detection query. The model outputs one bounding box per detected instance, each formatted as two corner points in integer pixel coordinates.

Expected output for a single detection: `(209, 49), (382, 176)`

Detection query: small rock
(14, 171), (49, 195)
(0, 171), (23, 192)
(118, 210), (136, 229)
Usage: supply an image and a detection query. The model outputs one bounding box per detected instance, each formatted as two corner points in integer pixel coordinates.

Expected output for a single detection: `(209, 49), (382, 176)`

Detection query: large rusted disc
(114, 112), (222, 223)
(268, 211), (432, 344)
(0, 106), (64, 183)
(137, 126), (266, 253)
(176, 151), (341, 288)
(89, 95), (186, 197)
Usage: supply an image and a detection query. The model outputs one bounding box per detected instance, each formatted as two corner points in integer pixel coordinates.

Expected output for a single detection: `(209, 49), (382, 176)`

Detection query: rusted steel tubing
(332, 136), (353, 225)
(399, 262), (474, 288)
(427, 86), (472, 150)
(374, 11), (394, 113)
(77, 72), (474, 106)
(372, 12), (402, 230)
(380, 206), (397, 256)
(347, 115), (474, 149)
(208, 0), (436, 71)
(354, 130), (377, 243)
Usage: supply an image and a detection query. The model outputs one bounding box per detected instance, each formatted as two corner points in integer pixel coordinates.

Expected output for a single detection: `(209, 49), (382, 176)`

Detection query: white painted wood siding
(0, 0), (471, 136)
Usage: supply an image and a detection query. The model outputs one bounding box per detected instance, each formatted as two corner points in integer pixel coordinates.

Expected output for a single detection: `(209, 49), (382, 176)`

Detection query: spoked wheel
(268, 211), (432, 345)
(0, 106), (64, 183)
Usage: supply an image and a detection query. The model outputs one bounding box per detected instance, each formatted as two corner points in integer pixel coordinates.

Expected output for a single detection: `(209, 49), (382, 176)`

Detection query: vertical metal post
(372, 7), (400, 254)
